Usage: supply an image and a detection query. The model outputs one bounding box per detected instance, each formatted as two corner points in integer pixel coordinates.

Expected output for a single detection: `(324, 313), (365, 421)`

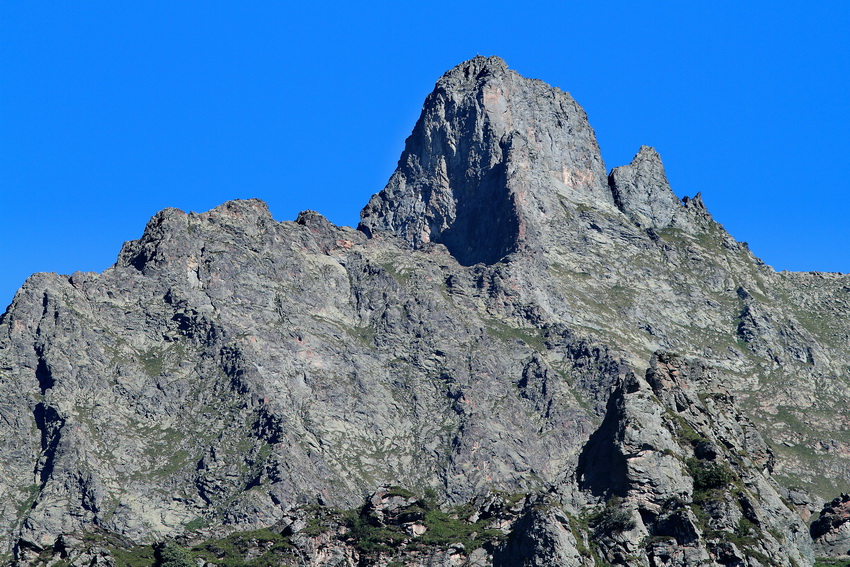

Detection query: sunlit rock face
(359, 55), (612, 266)
(2, 56), (850, 566)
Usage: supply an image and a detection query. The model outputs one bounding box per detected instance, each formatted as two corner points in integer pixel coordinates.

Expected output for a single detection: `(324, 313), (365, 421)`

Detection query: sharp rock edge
(1, 56), (849, 566)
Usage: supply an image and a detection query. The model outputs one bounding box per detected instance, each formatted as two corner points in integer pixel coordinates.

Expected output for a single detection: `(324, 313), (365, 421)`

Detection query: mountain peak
(3, 56), (848, 567)
(608, 145), (681, 229)
(437, 55), (510, 86)
(359, 56), (612, 265)
(445, 54), (509, 76)
(608, 146), (718, 233)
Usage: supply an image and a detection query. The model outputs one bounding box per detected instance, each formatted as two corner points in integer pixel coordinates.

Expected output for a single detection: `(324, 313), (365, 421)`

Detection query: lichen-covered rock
(1, 56), (849, 565)
(359, 55), (613, 265)
(578, 353), (813, 565)
(609, 145), (689, 230)
(811, 493), (850, 558)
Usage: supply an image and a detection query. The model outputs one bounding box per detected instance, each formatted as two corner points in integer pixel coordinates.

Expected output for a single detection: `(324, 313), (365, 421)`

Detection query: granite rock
(1, 56), (849, 565)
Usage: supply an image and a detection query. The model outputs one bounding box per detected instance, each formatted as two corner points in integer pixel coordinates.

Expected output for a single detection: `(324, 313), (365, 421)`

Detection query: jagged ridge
(1, 57), (849, 566)
(360, 56), (709, 267)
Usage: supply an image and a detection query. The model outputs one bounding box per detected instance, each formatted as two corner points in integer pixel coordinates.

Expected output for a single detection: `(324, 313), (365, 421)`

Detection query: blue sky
(2, 2), (849, 309)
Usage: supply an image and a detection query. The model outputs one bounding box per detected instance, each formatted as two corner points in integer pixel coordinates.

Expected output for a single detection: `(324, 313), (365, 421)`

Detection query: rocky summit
(1, 56), (849, 567)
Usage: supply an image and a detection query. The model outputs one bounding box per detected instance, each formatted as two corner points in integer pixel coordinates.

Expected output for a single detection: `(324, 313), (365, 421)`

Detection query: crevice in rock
(575, 381), (629, 498)
(34, 355), (54, 395)
(608, 170), (628, 213)
(33, 402), (64, 487)
(125, 248), (149, 272)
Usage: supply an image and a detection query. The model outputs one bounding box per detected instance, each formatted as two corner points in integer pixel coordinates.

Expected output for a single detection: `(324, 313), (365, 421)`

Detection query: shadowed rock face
(2, 56), (850, 566)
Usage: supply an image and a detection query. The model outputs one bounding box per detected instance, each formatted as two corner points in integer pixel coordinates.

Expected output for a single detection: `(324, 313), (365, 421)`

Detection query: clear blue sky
(2, 2), (849, 310)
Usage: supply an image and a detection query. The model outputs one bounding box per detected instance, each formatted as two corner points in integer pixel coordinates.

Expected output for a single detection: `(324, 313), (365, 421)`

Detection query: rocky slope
(1, 56), (849, 566)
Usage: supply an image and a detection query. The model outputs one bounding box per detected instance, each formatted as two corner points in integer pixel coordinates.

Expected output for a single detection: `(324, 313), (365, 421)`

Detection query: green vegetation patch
(108, 543), (157, 567)
(484, 319), (547, 351)
(687, 458), (734, 492)
(183, 517), (209, 531)
(190, 527), (292, 566)
(16, 484), (40, 519)
(417, 508), (504, 550)
(138, 347), (164, 377)
(815, 560), (850, 567)
(344, 491), (505, 557)
(345, 511), (409, 554)
(670, 412), (706, 447)
(385, 486), (416, 499)
(586, 495), (636, 536)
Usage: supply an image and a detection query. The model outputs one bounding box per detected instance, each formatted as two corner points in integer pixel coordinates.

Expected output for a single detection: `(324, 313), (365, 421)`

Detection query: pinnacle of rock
(609, 145), (682, 229)
(359, 55), (612, 265)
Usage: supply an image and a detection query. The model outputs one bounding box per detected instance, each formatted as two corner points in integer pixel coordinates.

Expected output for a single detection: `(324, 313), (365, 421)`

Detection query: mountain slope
(1, 56), (848, 566)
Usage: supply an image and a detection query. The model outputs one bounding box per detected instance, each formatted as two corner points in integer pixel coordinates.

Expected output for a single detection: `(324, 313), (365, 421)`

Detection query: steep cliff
(1, 56), (849, 566)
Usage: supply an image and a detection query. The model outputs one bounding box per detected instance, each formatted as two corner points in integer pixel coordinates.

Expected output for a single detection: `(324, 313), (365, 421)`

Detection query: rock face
(811, 494), (850, 558)
(578, 353), (812, 565)
(609, 145), (691, 230)
(1, 56), (850, 566)
(359, 55), (612, 265)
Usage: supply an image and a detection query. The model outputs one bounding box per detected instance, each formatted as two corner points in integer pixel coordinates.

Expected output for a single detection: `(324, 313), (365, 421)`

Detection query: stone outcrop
(609, 145), (691, 231)
(811, 494), (850, 558)
(359, 55), (613, 265)
(578, 353), (812, 565)
(1, 56), (850, 565)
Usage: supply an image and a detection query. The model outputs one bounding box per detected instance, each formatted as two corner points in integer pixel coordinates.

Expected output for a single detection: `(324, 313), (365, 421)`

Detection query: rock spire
(359, 55), (612, 265)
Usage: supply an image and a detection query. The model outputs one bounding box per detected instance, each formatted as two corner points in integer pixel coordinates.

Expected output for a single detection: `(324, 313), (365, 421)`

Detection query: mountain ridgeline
(2, 56), (850, 566)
